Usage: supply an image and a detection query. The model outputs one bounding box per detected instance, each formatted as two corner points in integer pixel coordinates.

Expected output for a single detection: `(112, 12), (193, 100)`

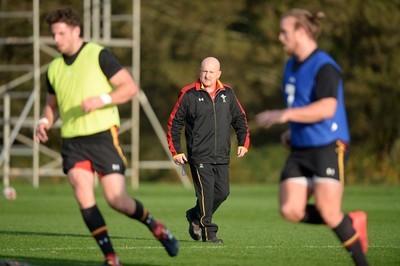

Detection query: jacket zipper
(213, 90), (222, 164)
(202, 89), (221, 164)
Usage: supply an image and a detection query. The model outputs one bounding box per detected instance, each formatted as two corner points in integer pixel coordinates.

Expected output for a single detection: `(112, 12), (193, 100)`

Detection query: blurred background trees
(1, 0), (399, 184)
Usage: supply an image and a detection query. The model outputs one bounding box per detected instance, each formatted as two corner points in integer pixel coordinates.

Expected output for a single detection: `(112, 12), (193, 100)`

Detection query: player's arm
(280, 97), (337, 123)
(256, 64), (340, 127)
(35, 93), (59, 143)
(167, 91), (188, 164)
(256, 98), (336, 127)
(107, 68), (138, 104)
(230, 90), (250, 154)
(81, 50), (138, 112)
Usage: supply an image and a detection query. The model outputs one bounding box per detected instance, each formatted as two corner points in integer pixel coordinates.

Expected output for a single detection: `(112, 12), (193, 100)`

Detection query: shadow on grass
(0, 256), (161, 266)
(1, 231), (171, 265)
(0, 230), (89, 239)
(0, 230), (142, 240)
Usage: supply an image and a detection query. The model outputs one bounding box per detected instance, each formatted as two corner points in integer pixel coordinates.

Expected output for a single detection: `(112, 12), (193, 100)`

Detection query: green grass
(0, 182), (399, 266)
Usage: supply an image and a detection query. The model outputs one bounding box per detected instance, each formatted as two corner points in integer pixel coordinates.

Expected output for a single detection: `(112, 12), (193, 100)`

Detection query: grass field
(0, 182), (399, 266)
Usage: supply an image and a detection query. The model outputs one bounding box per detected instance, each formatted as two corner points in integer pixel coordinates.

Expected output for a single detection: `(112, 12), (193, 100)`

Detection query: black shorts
(281, 140), (348, 183)
(61, 126), (127, 177)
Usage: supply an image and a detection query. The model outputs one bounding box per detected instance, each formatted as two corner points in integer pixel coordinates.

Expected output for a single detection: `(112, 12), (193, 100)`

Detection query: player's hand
(173, 154), (187, 165)
(81, 96), (105, 113)
(237, 146), (248, 158)
(256, 109), (288, 128)
(35, 121), (49, 143)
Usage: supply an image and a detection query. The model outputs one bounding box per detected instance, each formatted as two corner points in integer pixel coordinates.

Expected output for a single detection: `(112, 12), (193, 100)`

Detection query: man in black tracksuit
(167, 57), (250, 243)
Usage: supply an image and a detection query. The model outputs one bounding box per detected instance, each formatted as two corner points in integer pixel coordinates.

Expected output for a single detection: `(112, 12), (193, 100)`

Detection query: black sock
(333, 214), (369, 266)
(301, 204), (324, 224)
(128, 199), (157, 229)
(81, 205), (115, 256)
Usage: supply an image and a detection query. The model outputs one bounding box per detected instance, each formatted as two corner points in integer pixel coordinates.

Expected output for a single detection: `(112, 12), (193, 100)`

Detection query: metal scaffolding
(0, 0), (190, 189)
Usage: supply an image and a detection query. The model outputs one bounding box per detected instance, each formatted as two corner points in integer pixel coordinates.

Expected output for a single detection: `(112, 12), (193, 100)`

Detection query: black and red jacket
(167, 80), (250, 164)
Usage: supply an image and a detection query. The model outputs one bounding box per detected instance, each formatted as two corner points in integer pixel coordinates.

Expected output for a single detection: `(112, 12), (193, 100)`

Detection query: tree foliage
(1, 0), (399, 183)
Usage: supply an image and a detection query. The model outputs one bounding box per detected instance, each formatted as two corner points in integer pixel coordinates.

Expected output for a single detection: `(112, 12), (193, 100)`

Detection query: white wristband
(100, 94), (112, 105)
(37, 117), (49, 126)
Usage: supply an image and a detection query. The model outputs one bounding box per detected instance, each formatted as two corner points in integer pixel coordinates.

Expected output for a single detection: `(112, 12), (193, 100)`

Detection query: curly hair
(46, 7), (81, 28)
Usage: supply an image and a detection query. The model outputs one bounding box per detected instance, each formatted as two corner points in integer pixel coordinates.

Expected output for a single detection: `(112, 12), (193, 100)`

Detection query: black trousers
(188, 163), (230, 240)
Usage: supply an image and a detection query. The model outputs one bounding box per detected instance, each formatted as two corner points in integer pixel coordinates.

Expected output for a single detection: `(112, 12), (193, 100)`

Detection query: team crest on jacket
(221, 94), (227, 103)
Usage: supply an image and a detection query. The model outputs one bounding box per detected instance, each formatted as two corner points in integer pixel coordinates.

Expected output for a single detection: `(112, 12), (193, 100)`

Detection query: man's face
(51, 22), (80, 56)
(199, 60), (221, 89)
(278, 16), (299, 55)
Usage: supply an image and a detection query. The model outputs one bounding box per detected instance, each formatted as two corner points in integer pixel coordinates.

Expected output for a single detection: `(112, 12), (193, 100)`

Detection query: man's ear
(73, 26), (81, 38)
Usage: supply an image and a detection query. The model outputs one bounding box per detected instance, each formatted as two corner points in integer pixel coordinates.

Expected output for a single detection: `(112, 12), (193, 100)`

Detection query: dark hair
(46, 7), (81, 28)
(283, 9), (325, 39)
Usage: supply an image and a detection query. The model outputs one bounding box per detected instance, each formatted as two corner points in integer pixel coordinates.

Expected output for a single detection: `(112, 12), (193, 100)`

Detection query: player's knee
(215, 191), (229, 204)
(107, 198), (120, 210)
(280, 204), (304, 223)
(222, 190), (230, 200)
(107, 195), (127, 213)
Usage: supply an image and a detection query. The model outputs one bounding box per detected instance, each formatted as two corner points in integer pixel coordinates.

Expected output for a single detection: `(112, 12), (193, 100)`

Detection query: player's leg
(68, 167), (97, 209)
(280, 177), (324, 224)
(313, 139), (367, 264)
(279, 148), (319, 224)
(212, 164), (230, 214)
(62, 134), (120, 264)
(68, 167), (119, 263)
(279, 178), (310, 222)
(100, 173), (134, 213)
(314, 179), (368, 265)
(101, 174), (155, 228)
(185, 164), (203, 241)
(96, 128), (178, 257)
(185, 197), (202, 241)
(185, 207), (202, 241)
(100, 172), (179, 257)
(199, 164), (230, 243)
(190, 163), (220, 243)
(313, 179), (343, 227)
